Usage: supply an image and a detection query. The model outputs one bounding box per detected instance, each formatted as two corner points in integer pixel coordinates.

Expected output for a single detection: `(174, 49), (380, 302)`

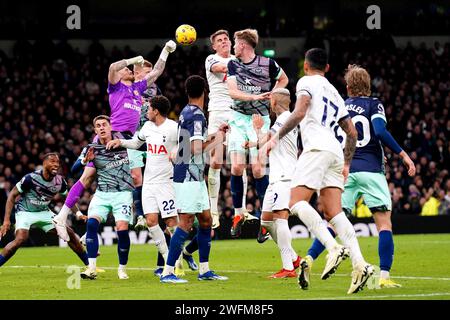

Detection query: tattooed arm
(144, 57), (167, 87)
(145, 40), (176, 87)
(108, 56), (144, 84)
(339, 116), (357, 181)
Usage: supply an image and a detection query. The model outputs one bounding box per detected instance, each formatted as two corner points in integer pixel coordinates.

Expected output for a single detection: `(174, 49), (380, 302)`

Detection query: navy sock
(117, 230), (130, 265)
(133, 186), (144, 217)
(86, 218), (100, 259)
(254, 175), (269, 204)
(185, 235), (198, 255)
(231, 175), (244, 209)
(379, 230), (394, 272)
(0, 254), (8, 267)
(167, 228), (189, 267)
(307, 227), (336, 260)
(156, 232), (171, 267)
(77, 251), (89, 266)
(198, 227), (212, 263)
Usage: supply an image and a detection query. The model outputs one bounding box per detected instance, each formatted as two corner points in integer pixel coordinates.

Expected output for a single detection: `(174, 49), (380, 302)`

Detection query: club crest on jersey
(163, 135), (166, 143)
(255, 67), (262, 74)
(147, 144), (168, 154)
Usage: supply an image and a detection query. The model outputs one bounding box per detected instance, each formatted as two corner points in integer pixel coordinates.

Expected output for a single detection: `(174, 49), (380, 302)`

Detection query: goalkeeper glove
(125, 55), (144, 66)
(159, 40), (177, 61)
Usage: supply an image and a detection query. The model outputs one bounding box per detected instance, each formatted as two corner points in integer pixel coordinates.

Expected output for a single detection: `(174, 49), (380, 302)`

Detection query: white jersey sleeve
(296, 75), (346, 159)
(205, 54), (234, 112)
(268, 111), (298, 183)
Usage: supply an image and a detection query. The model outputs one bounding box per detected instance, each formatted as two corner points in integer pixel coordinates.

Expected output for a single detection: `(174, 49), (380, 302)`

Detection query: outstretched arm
(106, 137), (145, 150)
(144, 40), (177, 87)
(227, 77), (271, 101)
(108, 56), (144, 85)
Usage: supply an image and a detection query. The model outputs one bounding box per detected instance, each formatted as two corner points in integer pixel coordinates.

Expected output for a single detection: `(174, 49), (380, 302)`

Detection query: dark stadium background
(0, 0), (448, 245)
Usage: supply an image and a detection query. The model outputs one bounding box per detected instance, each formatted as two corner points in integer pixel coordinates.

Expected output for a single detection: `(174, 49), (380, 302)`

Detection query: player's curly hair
(234, 29), (258, 48)
(345, 64), (371, 97)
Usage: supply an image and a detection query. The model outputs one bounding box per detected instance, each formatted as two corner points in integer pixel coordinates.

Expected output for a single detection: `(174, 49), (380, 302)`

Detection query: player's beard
(123, 74), (135, 82)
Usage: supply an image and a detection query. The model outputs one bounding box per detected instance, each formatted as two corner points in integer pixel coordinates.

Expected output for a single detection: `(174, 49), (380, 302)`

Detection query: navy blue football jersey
(336, 96), (387, 173)
(173, 104), (208, 182)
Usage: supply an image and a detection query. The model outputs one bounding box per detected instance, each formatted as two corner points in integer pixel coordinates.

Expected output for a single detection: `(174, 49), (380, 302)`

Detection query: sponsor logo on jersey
(123, 102), (141, 112)
(105, 158), (129, 169)
(147, 144), (168, 154)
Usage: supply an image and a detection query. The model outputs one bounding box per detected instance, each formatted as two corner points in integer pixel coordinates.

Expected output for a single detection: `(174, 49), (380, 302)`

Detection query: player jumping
(53, 41), (177, 241)
(226, 28), (289, 238)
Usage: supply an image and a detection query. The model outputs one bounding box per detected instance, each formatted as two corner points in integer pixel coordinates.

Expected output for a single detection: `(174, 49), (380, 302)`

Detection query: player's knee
(198, 216), (212, 229)
(145, 215), (158, 227)
(131, 170), (143, 186)
(231, 164), (244, 176)
(14, 235), (28, 247)
(252, 165), (263, 178)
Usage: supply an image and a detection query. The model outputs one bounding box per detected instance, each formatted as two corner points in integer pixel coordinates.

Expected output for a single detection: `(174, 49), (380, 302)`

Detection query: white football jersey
(269, 111), (299, 183)
(138, 119), (178, 184)
(205, 53), (234, 111)
(296, 75), (349, 159)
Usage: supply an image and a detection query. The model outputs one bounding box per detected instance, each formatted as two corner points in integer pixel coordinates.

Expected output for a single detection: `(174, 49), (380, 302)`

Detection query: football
(175, 24), (197, 46)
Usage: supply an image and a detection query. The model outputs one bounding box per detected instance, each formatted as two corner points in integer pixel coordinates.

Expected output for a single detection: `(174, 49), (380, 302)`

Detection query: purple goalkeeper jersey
(107, 79), (147, 134)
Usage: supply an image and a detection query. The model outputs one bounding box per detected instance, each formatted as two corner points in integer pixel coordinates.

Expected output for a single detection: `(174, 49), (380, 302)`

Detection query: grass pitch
(0, 234), (449, 300)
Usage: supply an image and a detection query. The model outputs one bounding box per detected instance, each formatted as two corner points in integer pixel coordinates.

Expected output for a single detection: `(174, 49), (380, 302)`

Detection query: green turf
(0, 234), (450, 300)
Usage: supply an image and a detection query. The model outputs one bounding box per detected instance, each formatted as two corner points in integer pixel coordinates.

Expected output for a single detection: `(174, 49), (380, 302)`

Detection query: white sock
(118, 264), (126, 271)
(88, 258), (96, 270)
(56, 204), (71, 222)
(261, 220), (277, 243)
(208, 168), (221, 213)
(275, 219), (294, 270)
(235, 208), (243, 216)
(199, 262), (209, 275)
(242, 168), (248, 209)
(148, 225), (169, 262)
(162, 265), (174, 277)
(290, 201), (339, 251)
(329, 212), (364, 268)
(380, 270), (390, 279)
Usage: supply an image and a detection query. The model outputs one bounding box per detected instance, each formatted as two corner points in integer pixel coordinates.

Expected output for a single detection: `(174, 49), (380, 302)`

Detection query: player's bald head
(271, 88), (291, 110)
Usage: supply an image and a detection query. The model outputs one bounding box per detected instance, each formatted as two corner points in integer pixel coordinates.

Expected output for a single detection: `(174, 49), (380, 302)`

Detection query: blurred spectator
(0, 39), (448, 218)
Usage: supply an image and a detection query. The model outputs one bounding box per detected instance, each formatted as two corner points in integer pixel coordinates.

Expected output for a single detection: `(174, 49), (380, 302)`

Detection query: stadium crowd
(0, 38), (449, 227)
